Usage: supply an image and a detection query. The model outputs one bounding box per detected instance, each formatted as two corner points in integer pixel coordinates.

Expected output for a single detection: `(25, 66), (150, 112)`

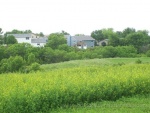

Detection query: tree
(0, 28), (3, 44)
(75, 34), (85, 36)
(125, 32), (150, 53)
(108, 34), (120, 46)
(0, 56), (25, 73)
(91, 30), (105, 41)
(122, 27), (136, 38)
(0, 28), (3, 34)
(5, 35), (17, 44)
(24, 30), (32, 33)
(45, 33), (66, 49)
(0, 36), (3, 45)
(35, 32), (44, 37)
(27, 53), (36, 65)
(61, 30), (70, 35)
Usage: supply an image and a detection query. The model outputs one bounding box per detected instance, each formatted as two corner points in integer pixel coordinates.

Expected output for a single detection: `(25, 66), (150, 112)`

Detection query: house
(98, 39), (109, 46)
(31, 37), (48, 47)
(65, 35), (95, 49)
(7, 33), (48, 47)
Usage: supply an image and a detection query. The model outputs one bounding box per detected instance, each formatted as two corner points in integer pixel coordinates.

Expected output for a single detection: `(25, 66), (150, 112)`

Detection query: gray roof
(7, 33), (33, 38)
(31, 37), (48, 43)
(72, 36), (95, 41)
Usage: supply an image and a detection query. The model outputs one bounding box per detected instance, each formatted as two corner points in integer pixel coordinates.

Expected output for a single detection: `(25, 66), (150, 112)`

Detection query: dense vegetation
(0, 58), (150, 113)
(0, 27), (150, 73)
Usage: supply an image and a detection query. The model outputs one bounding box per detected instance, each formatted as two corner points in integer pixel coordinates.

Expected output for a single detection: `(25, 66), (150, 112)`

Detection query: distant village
(5, 33), (105, 49)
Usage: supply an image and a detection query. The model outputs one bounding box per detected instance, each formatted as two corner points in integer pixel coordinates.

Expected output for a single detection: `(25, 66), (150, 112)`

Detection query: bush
(29, 62), (41, 72)
(146, 50), (150, 57)
(0, 56), (25, 73)
(135, 59), (142, 64)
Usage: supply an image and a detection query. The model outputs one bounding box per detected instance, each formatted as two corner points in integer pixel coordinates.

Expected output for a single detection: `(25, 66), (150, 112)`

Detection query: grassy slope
(52, 95), (150, 113)
(41, 57), (150, 71)
(1, 57), (150, 113)
(41, 57), (150, 113)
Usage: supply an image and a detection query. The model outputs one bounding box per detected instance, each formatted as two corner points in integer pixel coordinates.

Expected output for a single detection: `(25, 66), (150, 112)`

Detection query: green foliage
(0, 64), (150, 112)
(27, 53), (36, 65)
(0, 28), (3, 34)
(0, 46), (5, 61)
(122, 27), (136, 38)
(5, 35), (18, 44)
(146, 50), (150, 57)
(61, 30), (70, 35)
(101, 46), (117, 58)
(46, 33), (66, 49)
(0, 36), (3, 44)
(28, 62), (41, 72)
(135, 59), (142, 64)
(125, 32), (150, 53)
(0, 56), (25, 73)
(91, 30), (105, 41)
(116, 46), (137, 57)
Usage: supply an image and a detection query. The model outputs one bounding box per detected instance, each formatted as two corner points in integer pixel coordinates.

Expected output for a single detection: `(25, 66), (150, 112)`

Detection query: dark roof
(72, 36), (95, 41)
(31, 37), (48, 43)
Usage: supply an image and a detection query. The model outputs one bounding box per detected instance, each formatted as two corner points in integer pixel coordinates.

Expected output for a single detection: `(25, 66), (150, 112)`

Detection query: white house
(31, 37), (48, 47)
(7, 33), (48, 47)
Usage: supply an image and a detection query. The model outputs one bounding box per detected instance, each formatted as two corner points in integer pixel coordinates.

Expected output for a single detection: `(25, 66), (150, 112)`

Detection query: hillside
(0, 58), (150, 113)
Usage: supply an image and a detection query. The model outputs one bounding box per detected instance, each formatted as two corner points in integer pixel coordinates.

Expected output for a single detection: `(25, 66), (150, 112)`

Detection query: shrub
(135, 59), (142, 64)
(0, 56), (25, 73)
(29, 62), (41, 72)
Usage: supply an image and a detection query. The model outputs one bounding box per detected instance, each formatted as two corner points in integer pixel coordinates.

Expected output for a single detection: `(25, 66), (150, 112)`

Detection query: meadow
(0, 58), (150, 113)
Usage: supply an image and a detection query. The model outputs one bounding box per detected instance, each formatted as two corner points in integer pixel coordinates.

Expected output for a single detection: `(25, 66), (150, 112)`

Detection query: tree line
(0, 28), (150, 73)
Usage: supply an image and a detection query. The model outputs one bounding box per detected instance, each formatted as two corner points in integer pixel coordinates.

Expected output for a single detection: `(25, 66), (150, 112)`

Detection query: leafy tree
(45, 33), (66, 49)
(58, 44), (72, 52)
(125, 31), (150, 53)
(101, 46), (117, 58)
(108, 34), (120, 46)
(0, 56), (25, 73)
(35, 32), (44, 37)
(75, 34), (85, 36)
(0, 36), (3, 44)
(0, 28), (3, 44)
(28, 62), (41, 72)
(61, 30), (70, 35)
(5, 35), (17, 44)
(122, 27), (136, 38)
(24, 30), (32, 33)
(0, 28), (3, 34)
(91, 30), (105, 41)
(28, 53), (36, 65)
(0, 46), (5, 61)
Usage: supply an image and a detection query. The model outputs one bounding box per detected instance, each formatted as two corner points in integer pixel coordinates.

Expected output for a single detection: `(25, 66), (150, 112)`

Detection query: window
(26, 37), (29, 40)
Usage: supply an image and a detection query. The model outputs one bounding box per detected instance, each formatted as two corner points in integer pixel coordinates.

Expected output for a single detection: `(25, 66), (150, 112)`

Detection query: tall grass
(0, 64), (150, 113)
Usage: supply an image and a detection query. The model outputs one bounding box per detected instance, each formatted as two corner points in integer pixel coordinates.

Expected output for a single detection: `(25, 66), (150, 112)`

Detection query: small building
(98, 39), (109, 46)
(65, 35), (95, 49)
(7, 33), (48, 47)
(31, 37), (48, 47)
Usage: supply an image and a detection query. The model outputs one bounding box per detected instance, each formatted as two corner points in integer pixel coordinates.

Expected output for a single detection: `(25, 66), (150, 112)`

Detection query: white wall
(31, 43), (46, 47)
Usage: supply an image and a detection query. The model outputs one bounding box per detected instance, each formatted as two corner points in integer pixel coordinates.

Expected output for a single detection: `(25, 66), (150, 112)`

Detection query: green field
(41, 57), (150, 71)
(52, 95), (150, 113)
(0, 58), (150, 113)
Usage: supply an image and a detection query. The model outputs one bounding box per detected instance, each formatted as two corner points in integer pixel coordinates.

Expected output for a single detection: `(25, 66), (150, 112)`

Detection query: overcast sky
(1, 0), (150, 35)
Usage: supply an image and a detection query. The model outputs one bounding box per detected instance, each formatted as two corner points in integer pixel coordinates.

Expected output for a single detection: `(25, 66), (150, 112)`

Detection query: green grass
(0, 57), (150, 113)
(41, 57), (150, 71)
(52, 95), (150, 113)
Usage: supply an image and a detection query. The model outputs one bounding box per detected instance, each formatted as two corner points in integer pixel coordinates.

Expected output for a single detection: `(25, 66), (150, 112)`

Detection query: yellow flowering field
(0, 64), (150, 113)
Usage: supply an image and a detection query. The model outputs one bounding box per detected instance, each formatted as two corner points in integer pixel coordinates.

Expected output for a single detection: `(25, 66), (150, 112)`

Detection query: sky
(1, 0), (150, 35)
